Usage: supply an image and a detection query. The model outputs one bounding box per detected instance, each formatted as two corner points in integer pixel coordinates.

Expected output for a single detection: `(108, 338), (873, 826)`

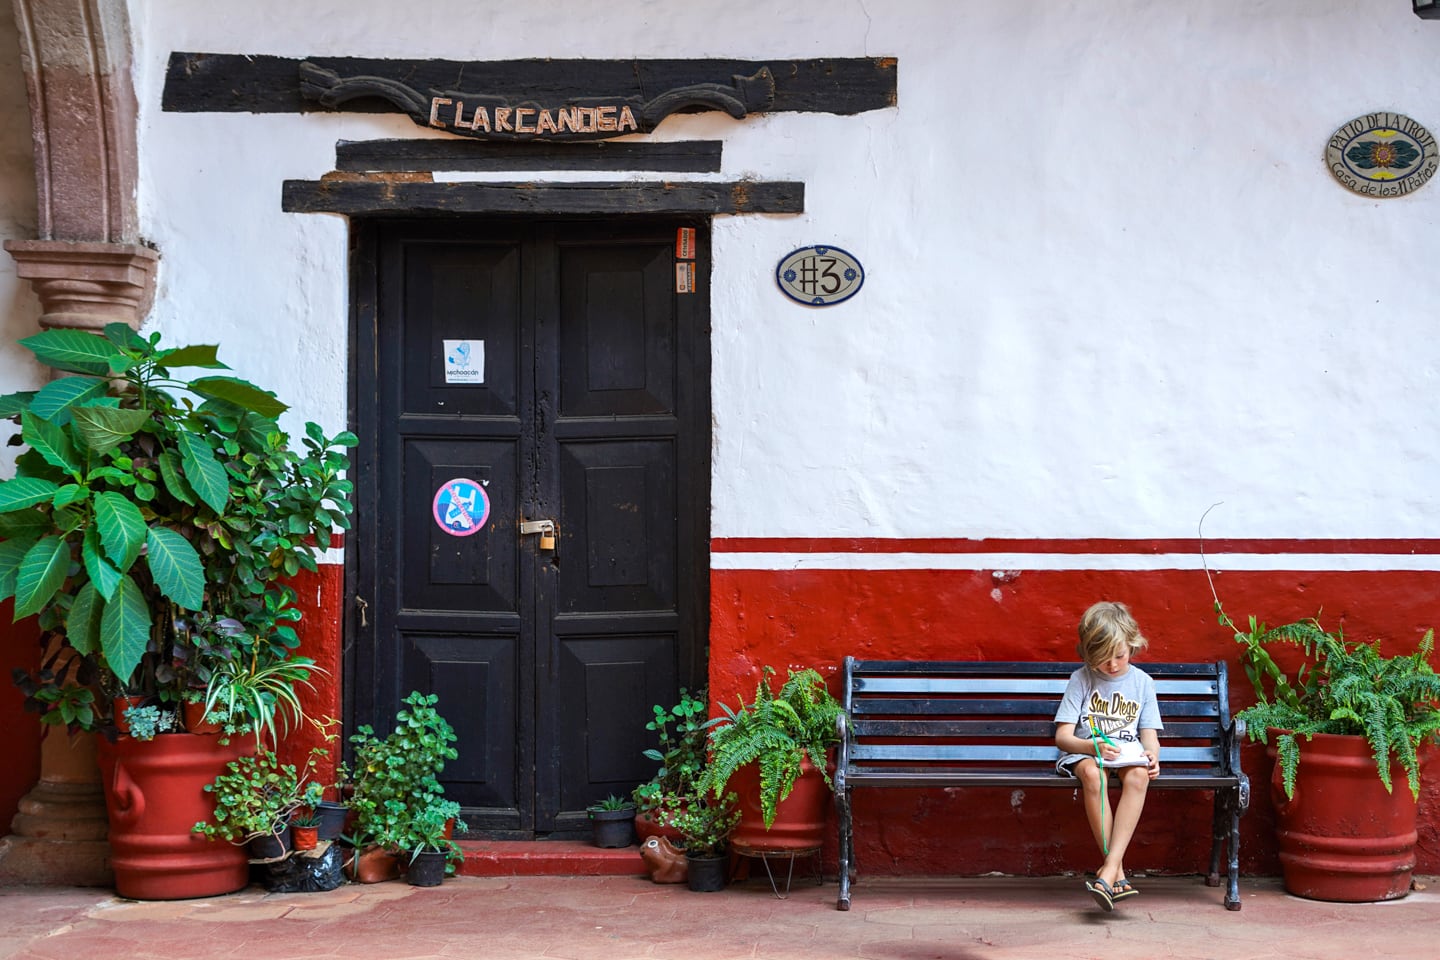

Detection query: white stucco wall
(121, 0), (1438, 542)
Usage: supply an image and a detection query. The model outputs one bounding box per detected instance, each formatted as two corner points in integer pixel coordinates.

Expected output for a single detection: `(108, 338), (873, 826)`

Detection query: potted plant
(192, 746), (326, 860)
(0, 323), (355, 899)
(632, 687), (717, 842)
(288, 811), (322, 852)
(344, 691), (460, 883)
(587, 794), (637, 848)
(671, 793), (740, 892)
(696, 666), (841, 853)
(1219, 601), (1440, 902)
(401, 799), (467, 887)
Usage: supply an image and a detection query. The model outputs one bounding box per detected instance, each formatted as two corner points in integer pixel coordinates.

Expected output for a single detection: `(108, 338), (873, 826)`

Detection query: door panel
(355, 219), (708, 837)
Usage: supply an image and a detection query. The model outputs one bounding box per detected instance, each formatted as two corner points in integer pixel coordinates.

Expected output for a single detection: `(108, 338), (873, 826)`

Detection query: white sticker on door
(444, 339), (484, 384)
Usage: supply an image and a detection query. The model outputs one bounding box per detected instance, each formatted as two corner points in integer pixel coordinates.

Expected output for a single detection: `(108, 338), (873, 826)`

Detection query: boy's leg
(1096, 766), (1150, 888)
(1071, 758), (1112, 853)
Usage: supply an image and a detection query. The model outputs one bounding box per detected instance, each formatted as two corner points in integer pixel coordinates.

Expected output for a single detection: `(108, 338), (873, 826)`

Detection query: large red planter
(1269, 732), (1419, 902)
(729, 756), (831, 854)
(96, 732), (253, 900)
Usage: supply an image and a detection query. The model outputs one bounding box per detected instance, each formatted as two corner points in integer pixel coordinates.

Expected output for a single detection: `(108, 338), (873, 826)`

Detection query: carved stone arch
(0, 0), (155, 889)
(4, 0), (155, 335)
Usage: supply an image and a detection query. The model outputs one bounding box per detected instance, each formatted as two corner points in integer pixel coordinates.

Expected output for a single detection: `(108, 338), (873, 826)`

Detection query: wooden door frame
(345, 216), (712, 827)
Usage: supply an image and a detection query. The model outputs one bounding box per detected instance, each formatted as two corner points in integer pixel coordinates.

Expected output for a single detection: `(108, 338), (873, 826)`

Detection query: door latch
(520, 518), (557, 551)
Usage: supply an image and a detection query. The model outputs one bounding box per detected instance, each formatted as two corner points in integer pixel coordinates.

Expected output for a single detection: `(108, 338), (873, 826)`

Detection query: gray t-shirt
(1054, 664), (1162, 773)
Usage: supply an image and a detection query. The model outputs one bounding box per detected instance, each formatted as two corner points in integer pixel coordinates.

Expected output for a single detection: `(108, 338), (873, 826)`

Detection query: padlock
(540, 531), (556, 551)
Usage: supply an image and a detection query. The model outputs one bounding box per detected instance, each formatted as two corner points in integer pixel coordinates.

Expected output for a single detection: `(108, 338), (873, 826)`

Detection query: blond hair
(1077, 601), (1148, 668)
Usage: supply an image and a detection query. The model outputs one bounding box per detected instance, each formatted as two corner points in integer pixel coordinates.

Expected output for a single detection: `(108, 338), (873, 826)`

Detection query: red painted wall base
(709, 566), (1440, 877)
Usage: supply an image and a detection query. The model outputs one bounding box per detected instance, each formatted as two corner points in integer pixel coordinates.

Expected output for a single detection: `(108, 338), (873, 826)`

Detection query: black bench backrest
(843, 659), (1236, 777)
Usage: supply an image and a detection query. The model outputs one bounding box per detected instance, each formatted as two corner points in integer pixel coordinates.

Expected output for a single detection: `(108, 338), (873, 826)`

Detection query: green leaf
(0, 391), (36, 417)
(20, 411), (79, 475)
(82, 527), (123, 600)
(177, 433), (228, 513)
(66, 581), (102, 655)
(13, 535), (72, 618)
(69, 406), (151, 455)
(157, 344), (226, 369)
(103, 323), (148, 352)
(93, 491), (146, 572)
(99, 574), (150, 684)
(0, 539), (29, 603)
(19, 329), (123, 376)
(189, 377), (288, 419)
(0, 508), (53, 541)
(28, 376), (108, 426)
(51, 484), (88, 509)
(0, 476), (59, 512)
(156, 451), (197, 506)
(145, 527), (204, 610)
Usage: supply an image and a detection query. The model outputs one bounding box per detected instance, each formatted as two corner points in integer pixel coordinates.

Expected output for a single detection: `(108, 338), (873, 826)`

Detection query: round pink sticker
(432, 478), (490, 537)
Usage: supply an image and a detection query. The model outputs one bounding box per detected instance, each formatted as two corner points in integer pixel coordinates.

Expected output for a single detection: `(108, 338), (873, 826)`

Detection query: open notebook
(1099, 739), (1150, 768)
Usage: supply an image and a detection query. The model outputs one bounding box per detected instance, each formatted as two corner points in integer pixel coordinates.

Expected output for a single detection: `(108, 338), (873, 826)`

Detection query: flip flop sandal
(1111, 879), (1139, 901)
(1085, 878), (1115, 912)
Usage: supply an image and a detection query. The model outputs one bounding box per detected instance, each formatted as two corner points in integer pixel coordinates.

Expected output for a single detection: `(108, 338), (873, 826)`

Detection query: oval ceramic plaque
(776, 245), (865, 306)
(1326, 112), (1437, 198)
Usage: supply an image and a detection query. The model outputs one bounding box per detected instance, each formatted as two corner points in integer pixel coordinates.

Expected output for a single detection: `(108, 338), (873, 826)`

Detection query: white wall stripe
(709, 553), (1440, 572)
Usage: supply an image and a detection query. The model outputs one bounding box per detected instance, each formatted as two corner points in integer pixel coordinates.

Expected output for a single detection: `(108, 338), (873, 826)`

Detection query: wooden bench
(834, 658), (1250, 911)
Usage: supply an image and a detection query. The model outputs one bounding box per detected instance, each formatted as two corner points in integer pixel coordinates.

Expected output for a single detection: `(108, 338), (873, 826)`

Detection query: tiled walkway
(1, 874), (1434, 960)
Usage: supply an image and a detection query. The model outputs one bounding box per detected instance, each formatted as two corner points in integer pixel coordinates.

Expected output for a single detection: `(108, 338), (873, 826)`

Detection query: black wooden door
(352, 219), (709, 837)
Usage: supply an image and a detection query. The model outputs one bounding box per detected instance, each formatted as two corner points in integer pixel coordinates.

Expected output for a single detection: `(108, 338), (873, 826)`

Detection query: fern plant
(1220, 604), (1440, 799)
(695, 666), (841, 828)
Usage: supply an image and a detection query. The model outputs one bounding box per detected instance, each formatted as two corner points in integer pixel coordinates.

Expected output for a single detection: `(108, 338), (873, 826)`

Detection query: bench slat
(849, 660), (1220, 678)
(849, 744), (1223, 763)
(844, 768), (1241, 788)
(851, 718), (1225, 739)
(851, 697), (1221, 719)
(854, 676), (1217, 695)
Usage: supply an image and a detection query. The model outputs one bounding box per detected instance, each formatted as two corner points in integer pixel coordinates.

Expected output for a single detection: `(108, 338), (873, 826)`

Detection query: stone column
(0, 0), (155, 887)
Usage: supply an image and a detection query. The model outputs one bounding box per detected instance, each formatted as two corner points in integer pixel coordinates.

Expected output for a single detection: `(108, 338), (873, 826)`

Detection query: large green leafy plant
(696, 667), (841, 828)
(0, 323), (355, 734)
(1220, 604), (1440, 800)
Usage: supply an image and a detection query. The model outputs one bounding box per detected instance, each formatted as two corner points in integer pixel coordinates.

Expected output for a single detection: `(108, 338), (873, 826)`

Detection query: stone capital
(4, 238), (158, 332)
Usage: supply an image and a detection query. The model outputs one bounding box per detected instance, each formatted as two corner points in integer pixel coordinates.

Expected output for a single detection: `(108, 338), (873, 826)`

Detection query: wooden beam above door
(281, 179), (803, 216)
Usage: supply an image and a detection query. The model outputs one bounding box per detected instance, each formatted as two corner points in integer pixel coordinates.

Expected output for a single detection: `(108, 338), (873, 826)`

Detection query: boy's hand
(1099, 743), (1122, 762)
(1145, 749), (1160, 780)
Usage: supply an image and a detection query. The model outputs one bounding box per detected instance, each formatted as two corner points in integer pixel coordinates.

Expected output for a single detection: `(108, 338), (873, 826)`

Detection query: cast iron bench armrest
(833, 657), (1250, 912)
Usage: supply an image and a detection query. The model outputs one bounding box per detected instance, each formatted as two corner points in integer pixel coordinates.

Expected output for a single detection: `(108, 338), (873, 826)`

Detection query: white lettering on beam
(428, 98), (642, 138)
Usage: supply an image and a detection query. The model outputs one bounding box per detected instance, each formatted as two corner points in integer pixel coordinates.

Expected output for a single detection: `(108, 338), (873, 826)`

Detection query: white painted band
(708, 553), (1440, 572)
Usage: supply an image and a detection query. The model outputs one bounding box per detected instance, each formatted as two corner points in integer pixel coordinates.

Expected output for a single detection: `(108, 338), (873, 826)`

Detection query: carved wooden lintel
(298, 61), (774, 142)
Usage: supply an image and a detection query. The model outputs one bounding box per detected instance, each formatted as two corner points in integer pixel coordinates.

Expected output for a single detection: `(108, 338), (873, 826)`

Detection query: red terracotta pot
(1268, 731), (1420, 902)
(96, 732), (253, 900)
(181, 700), (224, 735)
(729, 756), (831, 855)
(345, 845), (400, 883)
(291, 824), (319, 852)
(635, 805), (687, 844)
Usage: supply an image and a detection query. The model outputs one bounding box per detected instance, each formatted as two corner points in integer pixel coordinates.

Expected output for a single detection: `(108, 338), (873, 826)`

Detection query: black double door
(352, 219), (709, 836)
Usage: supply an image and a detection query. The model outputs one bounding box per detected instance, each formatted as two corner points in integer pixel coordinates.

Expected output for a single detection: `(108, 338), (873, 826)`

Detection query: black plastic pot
(315, 800), (348, 841)
(407, 850), (448, 887)
(589, 806), (637, 848)
(685, 852), (727, 892)
(247, 825), (292, 860)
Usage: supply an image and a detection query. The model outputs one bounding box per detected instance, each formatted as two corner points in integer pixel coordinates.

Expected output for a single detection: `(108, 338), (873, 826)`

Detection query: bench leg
(1225, 789), (1243, 911)
(836, 786), (852, 911)
(1207, 792), (1224, 888)
(1206, 789), (1244, 910)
